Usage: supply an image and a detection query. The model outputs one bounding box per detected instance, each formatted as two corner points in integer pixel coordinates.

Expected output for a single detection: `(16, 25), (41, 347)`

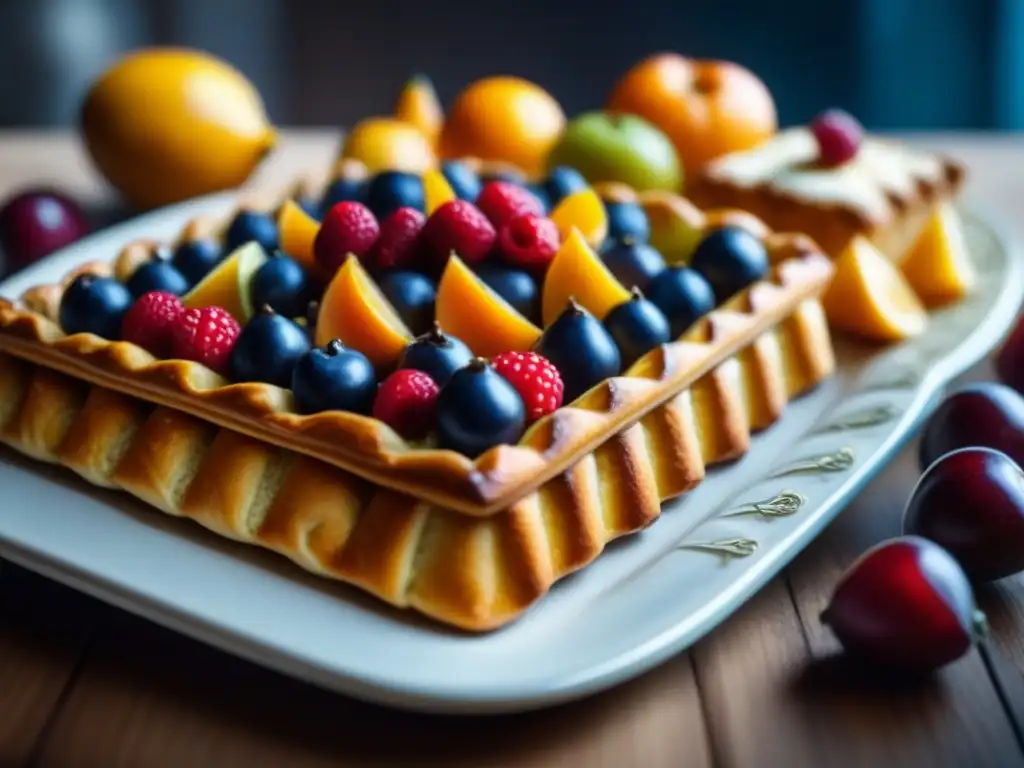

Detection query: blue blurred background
(0, 0), (1018, 130)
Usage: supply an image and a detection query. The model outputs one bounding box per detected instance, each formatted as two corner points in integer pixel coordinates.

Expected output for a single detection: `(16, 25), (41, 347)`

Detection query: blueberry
(603, 289), (672, 369)
(602, 241), (666, 293)
(125, 260), (190, 297)
(321, 177), (367, 211)
(397, 324), (473, 387)
(646, 267), (716, 338)
(59, 274), (133, 340)
(224, 210), (279, 254)
(291, 339), (377, 415)
(435, 358), (526, 458)
(690, 226), (769, 304)
(230, 308), (311, 387)
(250, 255), (313, 319)
(297, 195), (322, 221)
(171, 239), (222, 285)
(365, 171), (425, 220)
(605, 201), (650, 244)
(441, 161), (482, 203)
(377, 271), (436, 337)
(526, 183), (551, 215)
(544, 166), (588, 206)
(534, 300), (621, 403)
(475, 264), (540, 324)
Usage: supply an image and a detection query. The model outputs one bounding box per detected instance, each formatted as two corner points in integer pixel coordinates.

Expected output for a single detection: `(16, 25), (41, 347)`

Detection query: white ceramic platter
(0, 196), (1020, 715)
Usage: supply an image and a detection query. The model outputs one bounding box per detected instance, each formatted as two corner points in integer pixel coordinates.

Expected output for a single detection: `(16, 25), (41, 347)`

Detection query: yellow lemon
(394, 75), (444, 148)
(423, 169), (457, 215)
(549, 188), (608, 249)
(899, 202), (976, 308)
(340, 117), (437, 174)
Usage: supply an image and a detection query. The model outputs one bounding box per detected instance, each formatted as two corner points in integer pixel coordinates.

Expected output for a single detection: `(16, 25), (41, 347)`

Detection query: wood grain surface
(2, 132), (1024, 767)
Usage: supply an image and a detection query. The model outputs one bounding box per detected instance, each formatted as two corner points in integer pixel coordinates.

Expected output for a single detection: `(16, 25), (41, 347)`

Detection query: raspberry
(491, 351), (564, 423)
(120, 291), (184, 357)
(170, 306), (241, 375)
(476, 181), (544, 229)
(314, 201), (380, 275)
(498, 214), (560, 270)
(811, 109), (863, 167)
(372, 368), (440, 440)
(421, 200), (496, 270)
(371, 207), (427, 271)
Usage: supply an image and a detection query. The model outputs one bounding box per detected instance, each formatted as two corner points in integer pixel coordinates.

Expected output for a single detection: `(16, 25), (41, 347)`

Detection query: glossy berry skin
(475, 264), (540, 324)
(603, 290), (672, 369)
(314, 201), (380, 275)
(171, 239), (222, 286)
(365, 171), (425, 220)
(534, 300), (621, 403)
(371, 207), (427, 271)
(476, 181), (545, 230)
(440, 161), (482, 203)
(372, 369), (440, 440)
(996, 315), (1024, 396)
(230, 308), (311, 388)
(376, 271), (436, 337)
(492, 351), (564, 423)
(821, 536), (980, 673)
(436, 358), (527, 458)
(497, 214), (560, 271)
(918, 382), (1024, 472)
(291, 339), (377, 415)
(224, 210), (279, 254)
(0, 189), (90, 270)
(690, 226), (769, 304)
(905, 447), (1024, 583)
(321, 177), (367, 210)
(604, 201), (650, 245)
(646, 266), (717, 338)
(397, 324), (473, 387)
(421, 200), (497, 270)
(126, 260), (190, 298)
(250, 255), (313, 319)
(601, 240), (666, 293)
(544, 166), (588, 206)
(811, 108), (863, 167)
(59, 274), (133, 340)
(121, 290), (185, 357)
(170, 306), (241, 375)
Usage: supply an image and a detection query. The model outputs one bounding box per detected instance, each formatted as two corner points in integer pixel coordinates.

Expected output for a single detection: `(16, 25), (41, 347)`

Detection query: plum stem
(972, 609), (990, 642)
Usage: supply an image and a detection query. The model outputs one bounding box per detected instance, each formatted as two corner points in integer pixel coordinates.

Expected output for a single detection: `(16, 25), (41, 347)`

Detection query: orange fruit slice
(340, 117), (436, 174)
(549, 188), (608, 249)
(423, 169), (457, 215)
(542, 228), (631, 326)
(899, 202), (976, 308)
(394, 74), (444, 148)
(316, 256), (414, 368)
(822, 236), (928, 343)
(182, 241), (267, 323)
(436, 254), (542, 357)
(277, 199), (320, 273)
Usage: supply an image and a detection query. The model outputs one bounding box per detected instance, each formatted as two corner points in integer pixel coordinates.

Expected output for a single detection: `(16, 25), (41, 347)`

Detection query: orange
(542, 228), (631, 326)
(439, 76), (566, 178)
(182, 242), (268, 323)
(277, 200), (320, 274)
(394, 74), (444, 148)
(340, 117), (437, 174)
(316, 257), (413, 368)
(899, 202), (976, 308)
(549, 188), (608, 249)
(422, 169), (457, 215)
(436, 255), (542, 357)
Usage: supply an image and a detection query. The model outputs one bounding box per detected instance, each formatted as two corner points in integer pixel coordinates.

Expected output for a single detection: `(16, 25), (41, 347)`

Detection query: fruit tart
(0, 166), (836, 631)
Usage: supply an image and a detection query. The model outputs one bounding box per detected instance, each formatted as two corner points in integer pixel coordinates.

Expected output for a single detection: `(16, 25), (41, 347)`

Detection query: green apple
(547, 111), (683, 193)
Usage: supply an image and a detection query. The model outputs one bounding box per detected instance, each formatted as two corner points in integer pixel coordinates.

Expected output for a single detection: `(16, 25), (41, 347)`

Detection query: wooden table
(2, 132), (1024, 768)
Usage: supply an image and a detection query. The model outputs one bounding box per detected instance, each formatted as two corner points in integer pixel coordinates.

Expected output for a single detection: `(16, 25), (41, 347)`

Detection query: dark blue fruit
(602, 240), (666, 292)
(171, 239), (222, 286)
(321, 177), (367, 210)
(646, 266), (717, 338)
(58, 274), (133, 340)
(441, 161), (482, 203)
(297, 195), (322, 221)
(605, 201), (650, 244)
(436, 358), (527, 458)
(126, 260), (190, 297)
(534, 299), (621, 402)
(397, 324), (473, 387)
(603, 289), (672, 369)
(224, 209), (279, 254)
(475, 263), (540, 324)
(690, 226), (769, 304)
(230, 307), (311, 388)
(250, 254), (313, 319)
(526, 183), (551, 214)
(365, 171), (425, 220)
(544, 166), (588, 206)
(377, 271), (436, 337)
(291, 339), (377, 415)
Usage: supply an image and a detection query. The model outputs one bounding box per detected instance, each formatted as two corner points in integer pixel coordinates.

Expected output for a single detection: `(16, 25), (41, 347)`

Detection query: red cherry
(0, 188), (90, 271)
(821, 535), (982, 673)
(918, 382), (1024, 472)
(996, 314), (1024, 396)
(810, 109), (863, 167)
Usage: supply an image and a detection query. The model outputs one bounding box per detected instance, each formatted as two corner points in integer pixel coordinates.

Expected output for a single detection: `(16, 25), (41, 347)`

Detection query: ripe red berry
(314, 201), (380, 275)
(121, 291), (185, 357)
(372, 368), (440, 440)
(498, 214), (560, 271)
(421, 200), (496, 270)
(170, 306), (241, 375)
(476, 181), (544, 229)
(371, 207), (427, 271)
(811, 109), (863, 167)
(491, 351), (564, 422)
